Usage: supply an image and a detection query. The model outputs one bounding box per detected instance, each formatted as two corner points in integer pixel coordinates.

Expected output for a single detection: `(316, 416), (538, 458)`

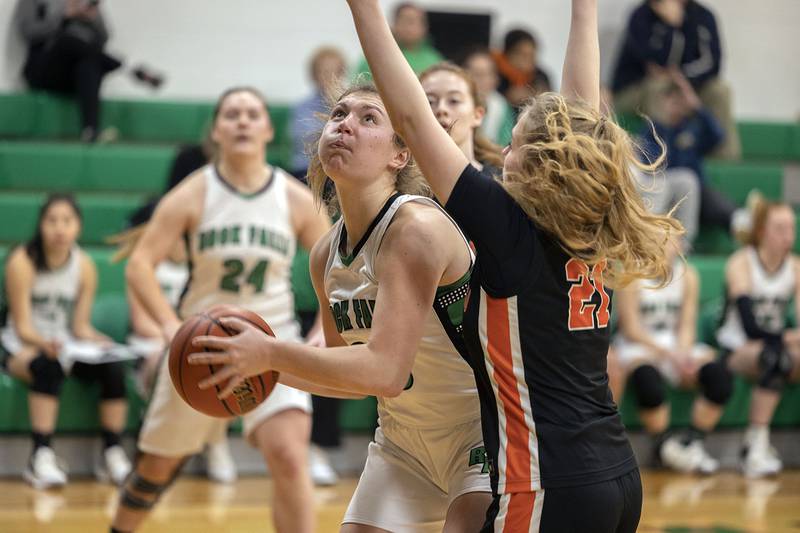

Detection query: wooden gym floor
(0, 471), (798, 532)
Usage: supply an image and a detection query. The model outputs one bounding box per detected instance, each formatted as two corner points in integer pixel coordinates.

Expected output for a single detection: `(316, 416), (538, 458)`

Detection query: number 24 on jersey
(565, 258), (610, 331)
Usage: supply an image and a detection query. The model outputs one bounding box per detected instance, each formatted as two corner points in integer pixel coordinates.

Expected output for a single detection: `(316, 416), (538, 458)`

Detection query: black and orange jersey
(445, 164), (637, 494)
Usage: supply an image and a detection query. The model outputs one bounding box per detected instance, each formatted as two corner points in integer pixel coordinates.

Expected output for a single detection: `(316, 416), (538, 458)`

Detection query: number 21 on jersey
(565, 258), (610, 331)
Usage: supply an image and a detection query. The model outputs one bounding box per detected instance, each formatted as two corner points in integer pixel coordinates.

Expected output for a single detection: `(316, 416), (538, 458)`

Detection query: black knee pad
(698, 360), (733, 405)
(28, 354), (65, 397)
(629, 364), (666, 409)
(98, 362), (127, 400)
(758, 342), (793, 391)
(119, 456), (186, 511)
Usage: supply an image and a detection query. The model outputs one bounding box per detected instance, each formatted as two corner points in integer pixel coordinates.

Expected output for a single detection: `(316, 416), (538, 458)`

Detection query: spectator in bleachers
(615, 238), (733, 473)
(717, 198), (800, 477)
(353, 2), (443, 78)
(290, 47), (348, 179)
(637, 70), (744, 247)
(0, 193), (132, 489)
(14, 0), (162, 143)
(611, 0), (740, 159)
(492, 28), (552, 112)
(461, 47), (514, 147)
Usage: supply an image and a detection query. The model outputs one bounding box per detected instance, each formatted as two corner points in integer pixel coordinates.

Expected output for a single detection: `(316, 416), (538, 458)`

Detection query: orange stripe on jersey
(486, 296), (532, 491)
(500, 492), (537, 532)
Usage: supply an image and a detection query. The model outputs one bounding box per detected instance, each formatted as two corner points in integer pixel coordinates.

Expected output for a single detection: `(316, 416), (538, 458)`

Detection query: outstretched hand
(187, 317), (277, 399)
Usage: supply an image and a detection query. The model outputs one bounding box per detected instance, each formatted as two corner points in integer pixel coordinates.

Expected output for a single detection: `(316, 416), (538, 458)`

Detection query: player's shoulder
(682, 260), (699, 285)
(382, 200), (458, 267)
(393, 198), (451, 233)
(157, 167), (207, 214)
(6, 245), (34, 274)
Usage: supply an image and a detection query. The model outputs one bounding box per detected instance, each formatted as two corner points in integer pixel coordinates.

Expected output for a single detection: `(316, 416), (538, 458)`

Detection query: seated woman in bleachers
(0, 193), (132, 489)
(615, 238), (733, 474)
(717, 198), (800, 477)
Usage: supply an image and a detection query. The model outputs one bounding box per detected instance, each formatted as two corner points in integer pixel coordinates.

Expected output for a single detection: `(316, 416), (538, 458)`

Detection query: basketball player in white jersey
(189, 82), (492, 532)
(113, 205), (237, 484)
(110, 87), (331, 533)
(1, 194), (132, 488)
(615, 239), (733, 474)
(717, 199), (800, 477)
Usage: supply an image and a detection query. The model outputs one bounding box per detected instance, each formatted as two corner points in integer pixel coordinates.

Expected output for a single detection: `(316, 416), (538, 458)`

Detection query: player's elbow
(125, 254), (150, 292)
(376, 364), (413, 398)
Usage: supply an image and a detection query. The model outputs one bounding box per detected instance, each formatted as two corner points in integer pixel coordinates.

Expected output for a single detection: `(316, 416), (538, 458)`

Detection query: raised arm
(561, 0), (600, 110)
(346, 0), (468, 204)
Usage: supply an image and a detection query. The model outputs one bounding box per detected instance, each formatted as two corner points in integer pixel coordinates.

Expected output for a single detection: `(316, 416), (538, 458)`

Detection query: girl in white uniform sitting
(615, 239), (733, 474)
(717, 199), (800, 477)
(1, 194), (132, 488)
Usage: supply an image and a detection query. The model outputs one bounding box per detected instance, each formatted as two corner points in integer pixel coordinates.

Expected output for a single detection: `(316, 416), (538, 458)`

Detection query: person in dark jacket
(14, 0), (162, 142)
(637, 70), (744, 247)
(612, 0), (740, 159)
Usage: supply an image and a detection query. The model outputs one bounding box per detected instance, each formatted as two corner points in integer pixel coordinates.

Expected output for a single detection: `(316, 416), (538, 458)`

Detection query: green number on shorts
(220, 258), (269, 293)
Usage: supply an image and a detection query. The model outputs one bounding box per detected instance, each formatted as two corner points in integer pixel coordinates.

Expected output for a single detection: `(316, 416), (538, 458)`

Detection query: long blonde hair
(504, 92), (683, 288)
(419, 62), (504, 170)
(306, 83), (430, 214)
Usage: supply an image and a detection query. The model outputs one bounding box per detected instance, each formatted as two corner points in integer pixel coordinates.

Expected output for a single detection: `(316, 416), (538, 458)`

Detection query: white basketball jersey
(156, 261), (189, 309)
(324, 194), (480, 429)
(179, 165), (299, 340)
(2, 246), (81, 348)
(717, 247), (795, 350)
(635, 260), (686, 336)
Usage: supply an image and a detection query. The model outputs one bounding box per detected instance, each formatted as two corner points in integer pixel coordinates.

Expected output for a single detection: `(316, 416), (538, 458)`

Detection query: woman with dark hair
(1, 193), (131, 489)
(492, 28), (552, 111)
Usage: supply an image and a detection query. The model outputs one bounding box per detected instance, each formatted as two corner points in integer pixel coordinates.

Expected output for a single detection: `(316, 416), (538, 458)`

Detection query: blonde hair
(419, 62), (504, 170)
(504, 92), (683, 288)
(306, 82), (430, 214)
(741, 196), (791, 247)
(107, 225), (146, 263)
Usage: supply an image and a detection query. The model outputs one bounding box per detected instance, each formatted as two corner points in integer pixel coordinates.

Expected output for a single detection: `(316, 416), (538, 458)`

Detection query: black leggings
(70, 361), (127, 400)
(24, 35), (121, 131)
(482, 469), (642, 533)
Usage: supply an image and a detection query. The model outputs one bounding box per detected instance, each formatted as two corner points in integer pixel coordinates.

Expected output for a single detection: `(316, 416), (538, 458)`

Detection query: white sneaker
(309, 445), (339, 486)
(24, 447), (67, 490)
(742, 427), (783, 478)
(690, 441), (720, 475)
(206, 440), (237, 484)
(96, 445), (132, 485)
(660, 436), (717, 474)
(742, 444), (783, 478)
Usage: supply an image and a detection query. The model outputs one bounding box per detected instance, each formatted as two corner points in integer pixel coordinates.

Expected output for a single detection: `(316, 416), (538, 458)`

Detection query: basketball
(168, 304), (279, 418)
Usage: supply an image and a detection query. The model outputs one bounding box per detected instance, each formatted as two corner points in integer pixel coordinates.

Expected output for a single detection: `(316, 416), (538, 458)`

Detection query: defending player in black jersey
(346, 0), (682, 530)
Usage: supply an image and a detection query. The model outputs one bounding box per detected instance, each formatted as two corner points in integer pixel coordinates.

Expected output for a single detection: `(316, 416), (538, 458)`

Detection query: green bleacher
(0, 90), (798, 435)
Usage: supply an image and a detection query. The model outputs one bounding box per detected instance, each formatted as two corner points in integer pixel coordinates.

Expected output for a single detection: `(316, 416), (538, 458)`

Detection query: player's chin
(320, 154), (348, 178)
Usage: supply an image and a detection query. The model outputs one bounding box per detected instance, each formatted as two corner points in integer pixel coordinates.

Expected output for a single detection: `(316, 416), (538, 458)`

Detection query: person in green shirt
(353, 2), (443, 78)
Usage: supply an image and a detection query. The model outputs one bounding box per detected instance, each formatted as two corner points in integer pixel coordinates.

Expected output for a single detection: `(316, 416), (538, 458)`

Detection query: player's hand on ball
(188, 317), (276, 399)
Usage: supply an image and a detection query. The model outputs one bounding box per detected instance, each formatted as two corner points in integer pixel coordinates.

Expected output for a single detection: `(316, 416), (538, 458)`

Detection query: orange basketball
(168, 304), (279, 418)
